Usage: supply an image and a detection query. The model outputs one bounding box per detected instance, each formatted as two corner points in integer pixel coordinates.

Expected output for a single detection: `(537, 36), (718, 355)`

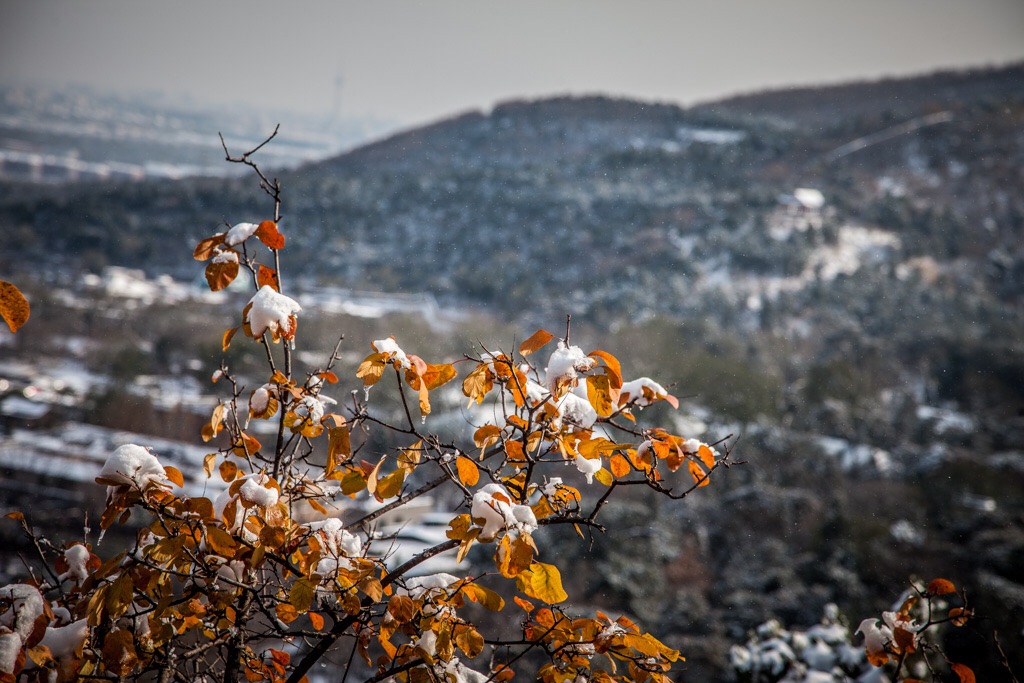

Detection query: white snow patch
(246, 286), (301, 339)
(224, 222), (259, 246)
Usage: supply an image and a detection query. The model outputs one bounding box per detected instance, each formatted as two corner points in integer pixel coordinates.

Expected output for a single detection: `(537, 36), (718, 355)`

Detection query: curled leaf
(0, 281), (30, 333)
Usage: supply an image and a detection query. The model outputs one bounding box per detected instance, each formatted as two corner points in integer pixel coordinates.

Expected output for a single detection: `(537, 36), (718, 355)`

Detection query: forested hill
(4, 63), (1024, 679)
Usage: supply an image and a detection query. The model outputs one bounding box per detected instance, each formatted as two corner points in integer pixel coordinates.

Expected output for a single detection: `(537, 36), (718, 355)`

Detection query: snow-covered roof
(0, 395), (50, 420)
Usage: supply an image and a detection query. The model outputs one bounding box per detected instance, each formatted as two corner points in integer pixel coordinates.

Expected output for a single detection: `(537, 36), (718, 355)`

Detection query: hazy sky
(2, 0), (1023, 128)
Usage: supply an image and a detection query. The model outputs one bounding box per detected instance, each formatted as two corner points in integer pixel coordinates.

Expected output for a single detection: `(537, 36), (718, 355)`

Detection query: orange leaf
(219, 460), (238, 482)
(101, 629), (139, 677)
(474, 424), (503, 451)
(276, 603), (298, 624)
(513, 596), (535, 613)
(0, 281), (30, 334)
(193, 233), (226, 261)
(257, 265), (279, 291)
(519, 329), (554, 356)
(587, 350), (623, 389)
(455, 456), (480, 487)
(163, 466), (184, 488)
(255, 220), (286, 249)
(951, 663), (975, 683)
(205, 258), (239, 292)
(609, 453), (631, 478)
(308, 612), (325, 630)
(948, 607), (971, 627)
(927, 578), (956, 596)
(687, 459), (710, 487)
(222, 326), (239, 351)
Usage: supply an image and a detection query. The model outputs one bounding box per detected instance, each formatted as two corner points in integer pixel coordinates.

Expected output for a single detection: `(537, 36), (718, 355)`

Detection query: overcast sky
(2, 0), (1023, 129)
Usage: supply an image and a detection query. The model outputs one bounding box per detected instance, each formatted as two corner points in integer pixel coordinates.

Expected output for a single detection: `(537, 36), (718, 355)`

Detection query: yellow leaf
(326, 426), (351, 474)
(356, 353), (386, 388)
(454, 624), (484, 658)
(406, 362), (458, 391)
(289, 577), (317, 612)
(276, 603), (298, 624)
(387, 595), (417, 622)
(375, 468), (406, 500)
(461, 582), (505, 611)
(365, 456), (385, 497)
(515, 562), (568, 604)
(462, 363), (494, 405)
(687, 459), (710, 487)
(594, 468), (613, 486)
(0, 281), (30, 334)
(586, 375), (614, 417)
(201, 454), (216, 481)
(519, 329), (554, 356)
(587, 350), (623, 389)
(222, 326), (239, 351)
(455, 456), (480, 487)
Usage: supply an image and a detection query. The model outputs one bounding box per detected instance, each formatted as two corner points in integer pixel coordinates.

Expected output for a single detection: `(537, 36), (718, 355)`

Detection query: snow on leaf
(0, 281), (30, 334)
(193, 233), (226, 260)
(224, 222), (260, 246)
(245, 286), (301, 342)
(371, 337), (411, 369)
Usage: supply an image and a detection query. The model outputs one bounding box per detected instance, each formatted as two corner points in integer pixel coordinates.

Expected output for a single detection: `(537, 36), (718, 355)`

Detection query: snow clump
(372, 337), (411, 369)
(99, 444), (169, 491)
(471, 483), (538, 540)
(246, 285), (301, 339)
(224, 221), (260, 246)
(545, 341), (595, 395)
(0, 583), (45, 675)
(619, 378), (670, 406)
(58, 544), (91, 585)
(238, 472), (280, 508)
(306, 518), (363, 576)
(574, 455), (602, 484)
